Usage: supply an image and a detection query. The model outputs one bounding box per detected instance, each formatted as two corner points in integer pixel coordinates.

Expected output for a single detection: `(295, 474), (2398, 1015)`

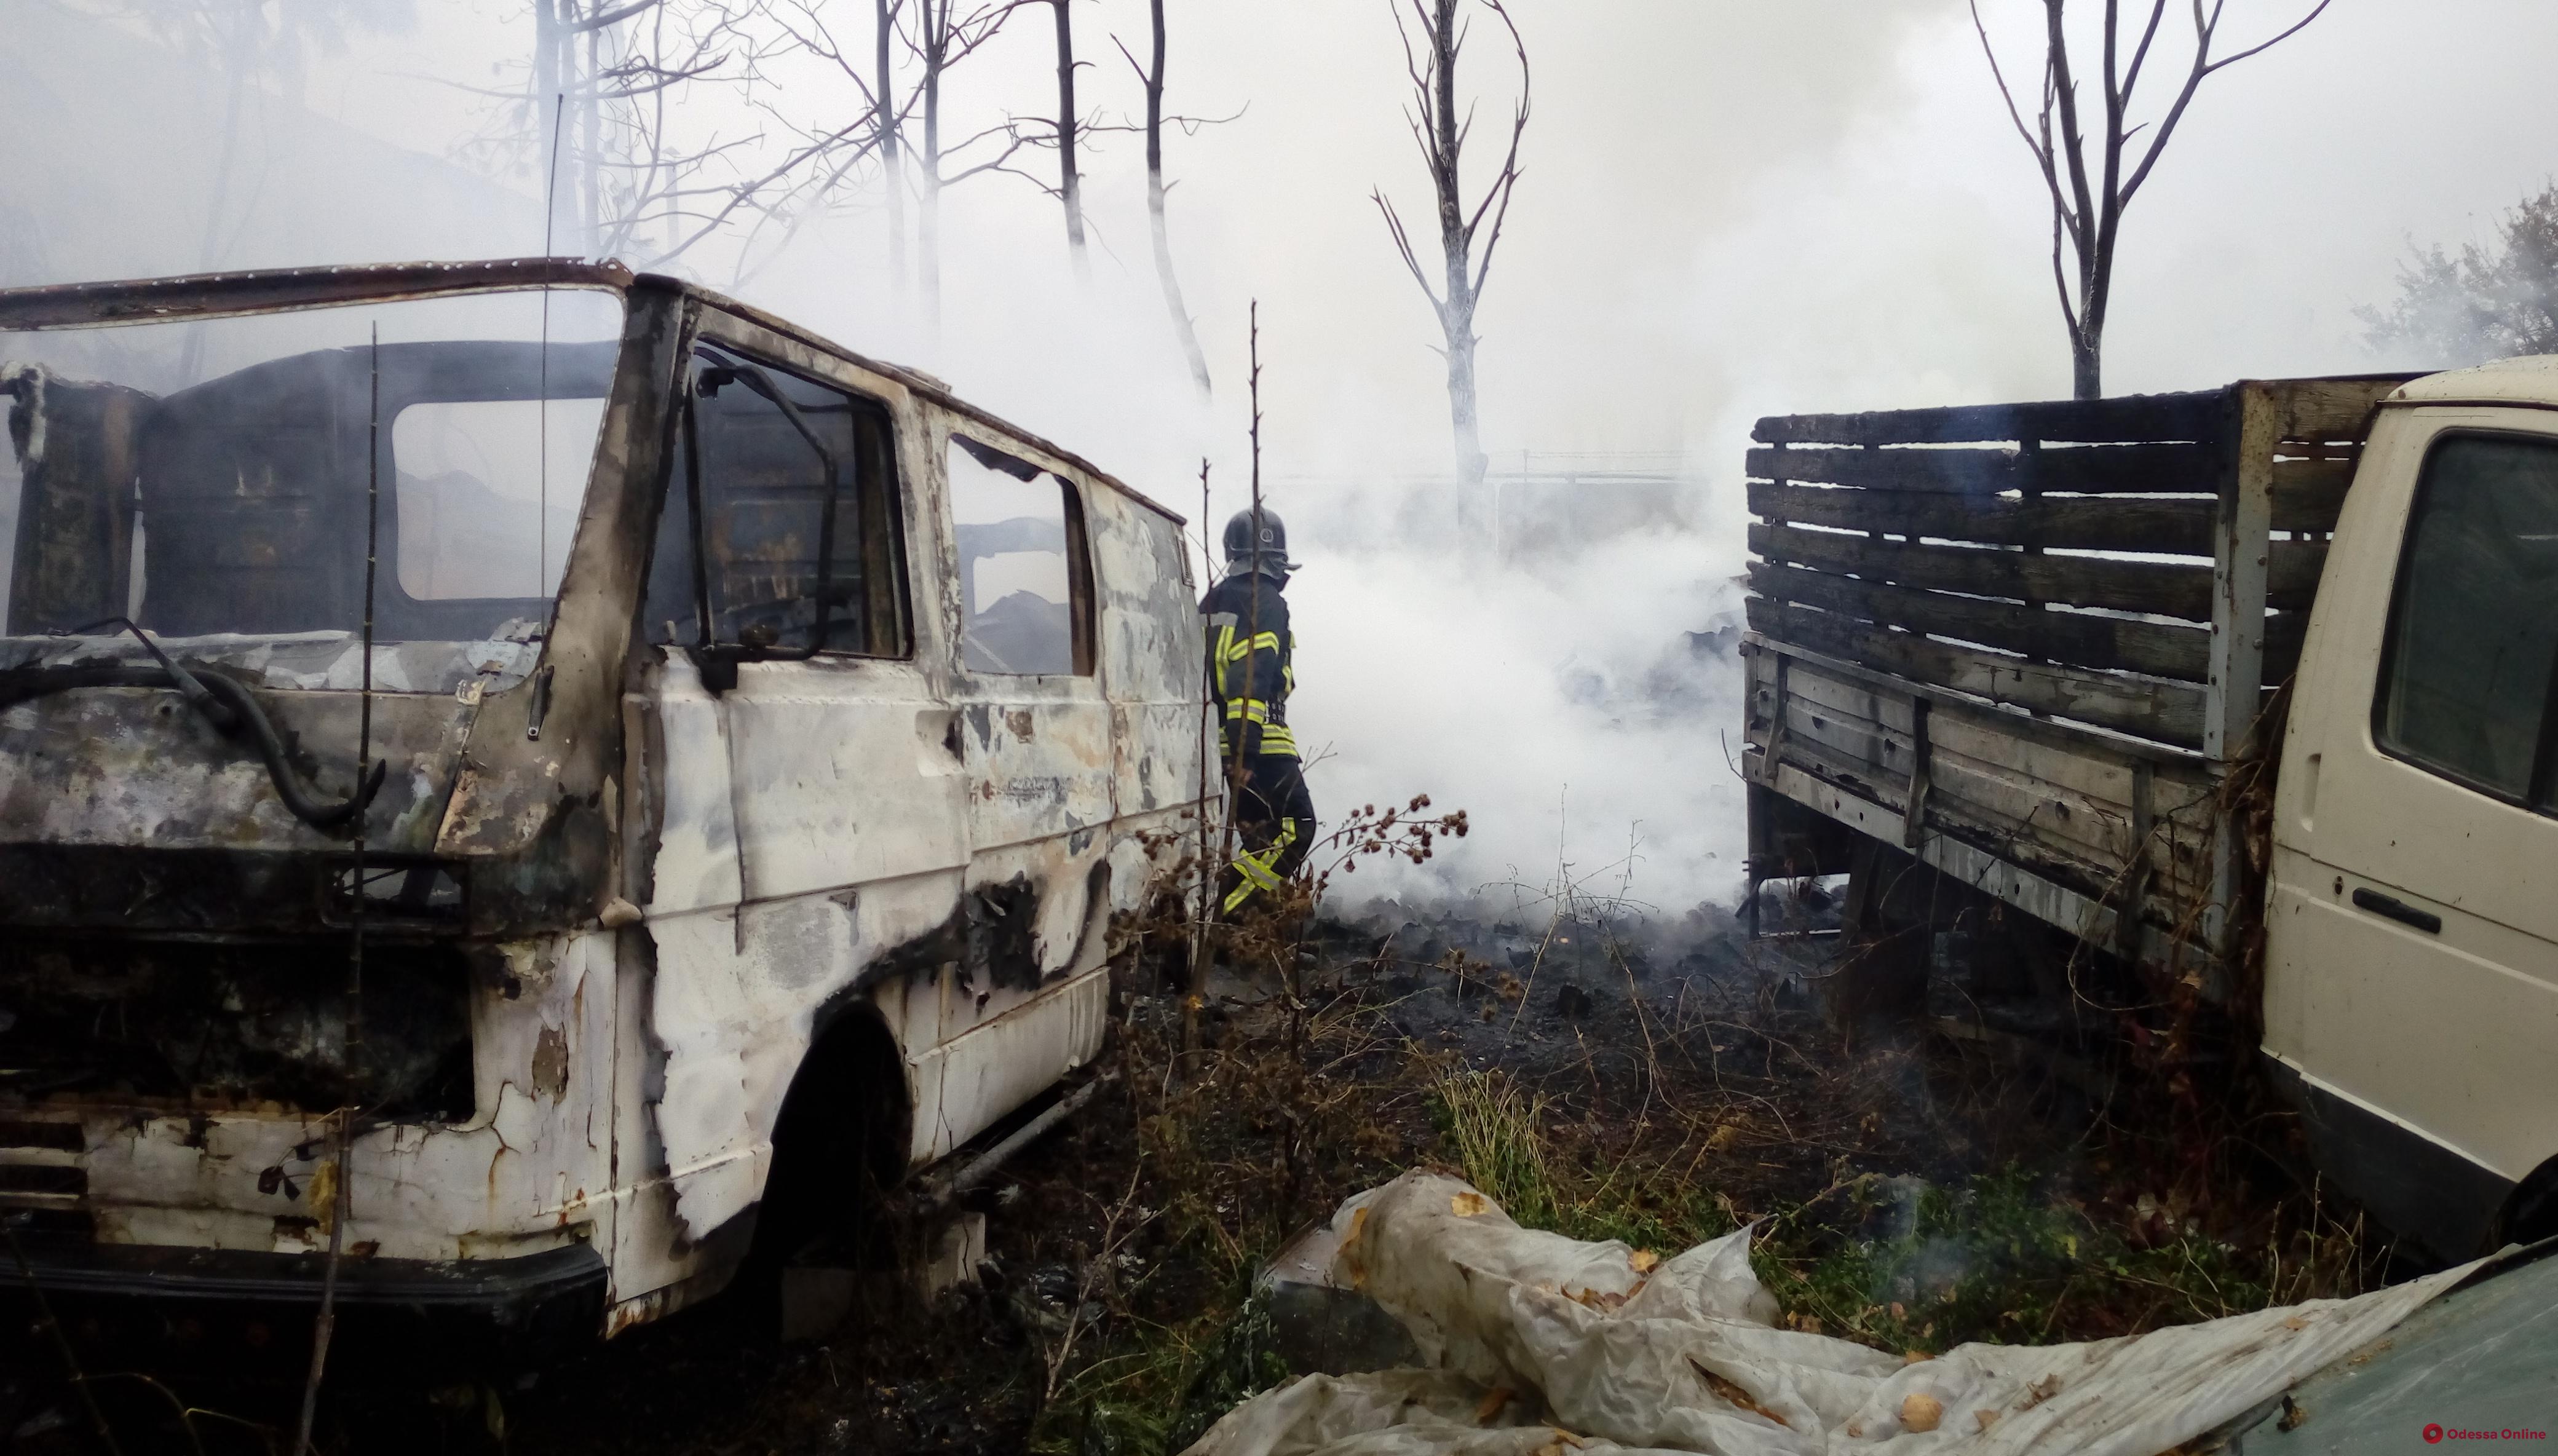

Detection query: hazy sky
(18, 0), (2558, 914)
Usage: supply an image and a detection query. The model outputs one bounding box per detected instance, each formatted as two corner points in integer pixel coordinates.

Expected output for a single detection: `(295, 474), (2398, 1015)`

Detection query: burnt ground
(4, 889), (2389, 1456)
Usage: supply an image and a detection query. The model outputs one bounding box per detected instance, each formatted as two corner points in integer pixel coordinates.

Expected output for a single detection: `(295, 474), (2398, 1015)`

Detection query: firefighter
(1203, 505), (1315, 915)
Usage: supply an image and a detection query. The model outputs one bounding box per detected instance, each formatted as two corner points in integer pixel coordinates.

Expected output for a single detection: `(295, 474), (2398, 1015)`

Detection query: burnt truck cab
(0, 261), (1206, 1363)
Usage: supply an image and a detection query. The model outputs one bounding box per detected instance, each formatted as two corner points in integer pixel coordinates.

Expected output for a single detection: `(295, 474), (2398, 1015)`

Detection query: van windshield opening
(0, 289), (622, 694)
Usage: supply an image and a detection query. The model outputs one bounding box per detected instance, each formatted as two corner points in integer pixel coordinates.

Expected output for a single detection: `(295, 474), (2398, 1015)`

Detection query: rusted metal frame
(2203, 384), (2278, 956)
(0, 256), (1188, 532)
(430, 287), (686, 934)
(682, 305), (918, 670)
(676, 280), (1189, 530)
(0, 258), (636, 331)
(904, 1078), (1099, 1220)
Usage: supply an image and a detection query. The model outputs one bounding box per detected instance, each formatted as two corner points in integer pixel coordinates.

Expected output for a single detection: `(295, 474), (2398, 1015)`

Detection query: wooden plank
(2269, 457), (2354, 534)
(1780, 658), (1920, 737)
(1749, 628), (2214, 770)
(1745, 596), (2207, 748)
(1752, 521), (2215, 620)
(1746, 441), (2217, 496)
(1747, 481), (2215, 555)
(2270, 376), (2417, 441)
(1754, 389), (2228, 448)
(1746, 446), (2013, 494)
(1923, 709), (2218, 884)
(1773, 711), (1914, 805)
(1925, 737), (2140, 869)
(1775, 694), (1914, 787)
(1749, 560), (2213, 682)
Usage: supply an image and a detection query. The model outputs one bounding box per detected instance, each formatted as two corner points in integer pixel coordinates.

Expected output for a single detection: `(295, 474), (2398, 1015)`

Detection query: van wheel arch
(754, 1005), (913, 1268)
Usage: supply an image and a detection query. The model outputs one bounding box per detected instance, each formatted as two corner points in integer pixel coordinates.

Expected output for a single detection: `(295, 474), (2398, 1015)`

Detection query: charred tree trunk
(1973, 0), (2329, 401)
(877, 0), (906, 287)
(1424, 1), (1484, 481)
(1134, 0), (1210, 394)
(919, 2), (946, 330)
(1051, 0), (1087, 273)
(1373, 0), (1527, 489)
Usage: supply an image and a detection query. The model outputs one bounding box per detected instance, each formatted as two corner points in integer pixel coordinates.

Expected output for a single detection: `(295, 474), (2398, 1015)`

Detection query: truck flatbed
(1742, 376), (2417, 986)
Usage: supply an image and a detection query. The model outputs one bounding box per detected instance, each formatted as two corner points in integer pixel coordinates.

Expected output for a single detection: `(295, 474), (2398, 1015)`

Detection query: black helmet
(1222, 507), (1297, 578)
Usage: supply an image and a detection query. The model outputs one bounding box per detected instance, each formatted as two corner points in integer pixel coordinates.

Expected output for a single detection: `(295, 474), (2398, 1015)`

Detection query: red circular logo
(2425, 1425), (2445, 1444)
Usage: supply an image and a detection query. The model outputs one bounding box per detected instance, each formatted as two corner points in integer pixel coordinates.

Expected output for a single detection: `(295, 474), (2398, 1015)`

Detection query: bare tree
(906, 0), (1034, 325)
(440, 1), (795, 268)
(1049, 0), (1088, 271)
(1117, 0), (1211, 393)
(526, 0), (786, 264)
(1971, 0), (2330, 400)
(1373, 0), (1528, 488)
(761, 0), (1031, 325)
(877, 0), (906, 284)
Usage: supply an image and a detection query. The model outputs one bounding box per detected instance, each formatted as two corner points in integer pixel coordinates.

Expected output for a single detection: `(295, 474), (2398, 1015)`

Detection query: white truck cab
(2266, 359), (2558, 1256)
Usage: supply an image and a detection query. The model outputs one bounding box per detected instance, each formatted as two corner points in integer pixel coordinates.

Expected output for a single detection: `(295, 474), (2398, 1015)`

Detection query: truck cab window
(947, 435), (1090, 675)
(2374, 433), (2558, 809)
(664, 344), (908, 657)
(394, 397), (601, 602)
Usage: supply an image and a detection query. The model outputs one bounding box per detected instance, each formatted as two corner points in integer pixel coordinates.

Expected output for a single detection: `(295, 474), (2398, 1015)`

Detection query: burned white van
(0, 259), (1205, 1360)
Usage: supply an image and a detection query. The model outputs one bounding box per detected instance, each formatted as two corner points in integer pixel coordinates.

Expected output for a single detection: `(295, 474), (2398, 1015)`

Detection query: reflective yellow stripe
(1225, 698), (1274, 723)
(1222, 630), (1280, 662)
(1259, 727), (1298, 757)
(1213, 623), (1237, 696)
(1221, 818), (1301, 912)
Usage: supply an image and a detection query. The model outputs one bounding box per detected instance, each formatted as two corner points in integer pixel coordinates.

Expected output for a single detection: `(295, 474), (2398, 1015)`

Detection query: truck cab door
(922, 427), (1116, 1157)
(622, 326), (963, 1257)
(2266, 408), (2558, 1257)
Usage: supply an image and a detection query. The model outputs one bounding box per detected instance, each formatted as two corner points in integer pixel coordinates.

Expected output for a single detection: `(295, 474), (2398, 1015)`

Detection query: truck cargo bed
(1742, 376), (2416, 984)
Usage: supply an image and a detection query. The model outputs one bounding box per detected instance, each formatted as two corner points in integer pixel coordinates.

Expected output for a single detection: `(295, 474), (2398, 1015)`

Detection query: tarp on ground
(1184, 1171), (2473, 1456)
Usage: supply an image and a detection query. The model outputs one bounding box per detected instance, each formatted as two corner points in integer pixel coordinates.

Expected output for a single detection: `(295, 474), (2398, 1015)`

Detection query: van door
(2265, 410), (2558, 1256)
(922, 425), (1115, 1156)
(627, 326), (962, 1249)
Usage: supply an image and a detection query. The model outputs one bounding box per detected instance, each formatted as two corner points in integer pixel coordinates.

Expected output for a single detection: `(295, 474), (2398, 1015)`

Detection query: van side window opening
(394, 397), (603, 602)
(947, 435), (1090, 675)
(657, 344), (908, 657)
(2374, 433), (2558, 810)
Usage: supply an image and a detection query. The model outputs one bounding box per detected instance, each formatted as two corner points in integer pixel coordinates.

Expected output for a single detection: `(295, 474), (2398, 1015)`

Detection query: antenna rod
(297, 320), (384, 1455)
(540, 89), (566, 599)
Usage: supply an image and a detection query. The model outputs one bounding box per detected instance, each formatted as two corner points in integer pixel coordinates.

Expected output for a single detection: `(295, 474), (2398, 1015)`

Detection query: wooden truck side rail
(1741, 375), (2417, 985)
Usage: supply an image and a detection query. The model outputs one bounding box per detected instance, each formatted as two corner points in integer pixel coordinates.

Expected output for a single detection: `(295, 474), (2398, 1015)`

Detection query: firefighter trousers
(1221, 753), (1316, 916)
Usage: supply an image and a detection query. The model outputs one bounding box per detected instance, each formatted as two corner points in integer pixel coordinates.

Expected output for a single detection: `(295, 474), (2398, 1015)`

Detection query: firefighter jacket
(1201, 572), (1296, 761)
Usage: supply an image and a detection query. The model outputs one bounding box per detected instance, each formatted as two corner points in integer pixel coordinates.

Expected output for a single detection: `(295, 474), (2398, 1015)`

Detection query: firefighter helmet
(1222, 507), (1297, 577)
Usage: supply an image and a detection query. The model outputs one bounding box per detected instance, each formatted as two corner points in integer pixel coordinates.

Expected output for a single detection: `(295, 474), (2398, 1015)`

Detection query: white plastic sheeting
(1186, 1171), (2471, 1456)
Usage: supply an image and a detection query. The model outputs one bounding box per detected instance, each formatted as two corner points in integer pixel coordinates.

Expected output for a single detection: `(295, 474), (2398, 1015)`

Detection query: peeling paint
(0, 264), (1206, 1347)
